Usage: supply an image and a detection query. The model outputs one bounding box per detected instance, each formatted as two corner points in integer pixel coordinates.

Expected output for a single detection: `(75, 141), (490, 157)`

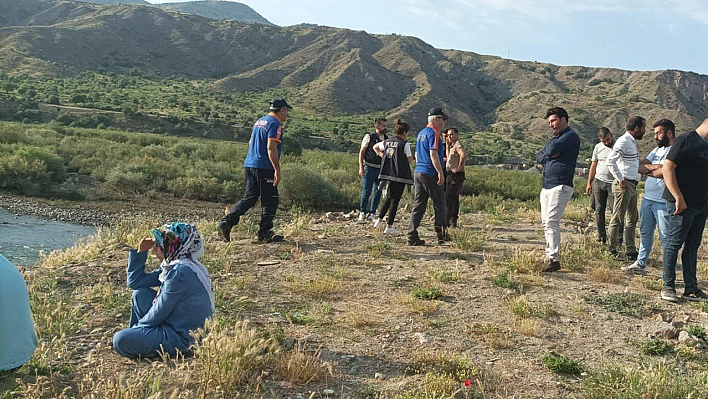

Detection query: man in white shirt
(622, 119), (675, 274)
(606, 116), (646, 259)
(586, 127), (616, 244)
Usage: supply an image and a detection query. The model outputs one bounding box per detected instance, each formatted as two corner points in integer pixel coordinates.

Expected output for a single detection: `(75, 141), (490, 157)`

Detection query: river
(0, 208), (96, 267)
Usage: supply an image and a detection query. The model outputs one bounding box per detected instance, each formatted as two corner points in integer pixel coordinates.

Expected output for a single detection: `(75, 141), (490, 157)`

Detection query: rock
(679, 331), (701, 347)
(413, 332), (428, 344)
(283, 337), (295, 350)
(267, 313), (288, 323)
(670, 320), (685, 330)
(375, 372), (385, 380)
(323, 389), (335, 396)
(646, 322), (678, 339)
(341, 354), (356, 361)
(654, 312), (674, 323)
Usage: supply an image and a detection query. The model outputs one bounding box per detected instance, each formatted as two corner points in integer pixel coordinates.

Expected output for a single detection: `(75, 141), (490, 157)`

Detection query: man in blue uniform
(218, 98), (292, 243)
(408, 107), (450, 246)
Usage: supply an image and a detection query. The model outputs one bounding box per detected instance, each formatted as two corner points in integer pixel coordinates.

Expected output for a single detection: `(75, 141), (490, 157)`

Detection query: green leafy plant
(413, 286), (443, 300)
(542, 353), (583, 376)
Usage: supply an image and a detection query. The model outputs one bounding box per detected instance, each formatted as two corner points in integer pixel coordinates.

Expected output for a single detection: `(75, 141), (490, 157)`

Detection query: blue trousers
(113, 288), (174, 358)
(359, 165), (382, 215)
(662, 202), (708, 293)
(636, 198), (669, 267)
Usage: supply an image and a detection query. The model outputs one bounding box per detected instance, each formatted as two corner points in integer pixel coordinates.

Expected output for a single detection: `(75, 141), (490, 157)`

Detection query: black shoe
(437, 233), (452, 245)
(258, 231), (284, 244)
(597, 237), (606, 244)
(626, 252), (638, 261)
(542, 260), (561, 273)
(408, 237), (426, 246)
(682, 289), (708, 302)
(218, 221), (231, 242)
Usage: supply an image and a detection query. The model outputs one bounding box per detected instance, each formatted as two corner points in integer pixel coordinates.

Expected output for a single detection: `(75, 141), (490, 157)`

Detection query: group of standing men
(542, 106), (708, 302)
(217, 98), (708, 302)
(357, 108), (467, 246)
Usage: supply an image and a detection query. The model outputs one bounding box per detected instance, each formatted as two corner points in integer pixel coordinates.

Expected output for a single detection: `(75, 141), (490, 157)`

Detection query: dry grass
(398, 294), (442, 316)
(284, 275), (344, 300)
(588, 266), (622, 284)
(506, 296), (551, 319)
(274, 343), (332, 385)
(466, 323), (511, 349)
(513, 319), (540, 337)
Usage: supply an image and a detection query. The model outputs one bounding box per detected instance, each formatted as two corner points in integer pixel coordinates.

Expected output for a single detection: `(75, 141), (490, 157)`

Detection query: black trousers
(377, 181), (406, 226)
(408, 172), (447, 239)
(445, 171), (465, 223)
(223, 167), (279, 239)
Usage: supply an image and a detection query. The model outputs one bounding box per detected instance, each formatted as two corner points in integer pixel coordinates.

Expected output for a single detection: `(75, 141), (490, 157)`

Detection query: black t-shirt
(662, 130), (708, 205)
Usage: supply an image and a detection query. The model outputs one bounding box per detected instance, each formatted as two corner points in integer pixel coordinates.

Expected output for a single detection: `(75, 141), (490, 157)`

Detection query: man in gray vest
(357, 117), (388, 223)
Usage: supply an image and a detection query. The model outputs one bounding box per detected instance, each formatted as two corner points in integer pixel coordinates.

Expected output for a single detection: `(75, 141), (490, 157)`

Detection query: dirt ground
(2, 195), (708, 398)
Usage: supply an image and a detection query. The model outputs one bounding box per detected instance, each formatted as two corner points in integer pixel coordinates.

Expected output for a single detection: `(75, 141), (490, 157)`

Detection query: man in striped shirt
(606, 116), (646, 259)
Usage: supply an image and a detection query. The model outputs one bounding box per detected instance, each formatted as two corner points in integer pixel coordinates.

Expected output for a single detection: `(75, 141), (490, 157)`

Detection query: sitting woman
(0, 254), (38, 374)
(113, 222), (214, 358)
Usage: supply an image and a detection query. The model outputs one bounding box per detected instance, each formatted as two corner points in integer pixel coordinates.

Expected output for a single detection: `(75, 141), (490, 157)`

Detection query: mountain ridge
(0, 0), (707, 155)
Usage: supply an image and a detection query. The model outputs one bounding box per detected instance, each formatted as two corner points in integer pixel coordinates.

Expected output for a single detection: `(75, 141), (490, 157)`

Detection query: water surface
(0, 209), (96, 267)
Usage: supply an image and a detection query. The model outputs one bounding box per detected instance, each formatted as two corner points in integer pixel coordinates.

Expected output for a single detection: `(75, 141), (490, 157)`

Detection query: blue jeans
(636, 199), (669, 267)
(662, 201), (708, 292)
(359, 165), (382, 214)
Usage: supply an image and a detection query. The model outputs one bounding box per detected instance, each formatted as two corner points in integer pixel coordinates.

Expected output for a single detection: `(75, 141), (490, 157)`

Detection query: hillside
(76, 0), (148, 4)
(0, 0), (707, 154)
(156, 0), (273, 25)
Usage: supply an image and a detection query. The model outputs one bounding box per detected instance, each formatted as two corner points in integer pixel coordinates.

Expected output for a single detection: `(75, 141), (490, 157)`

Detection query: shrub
(278, 163), (349, 210)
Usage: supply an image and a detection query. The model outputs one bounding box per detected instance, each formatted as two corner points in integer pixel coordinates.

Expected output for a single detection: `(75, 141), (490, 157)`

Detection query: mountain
(156, 1), (272, 25)
(1, 0), (707, 153)
(76, 0), (149, 4)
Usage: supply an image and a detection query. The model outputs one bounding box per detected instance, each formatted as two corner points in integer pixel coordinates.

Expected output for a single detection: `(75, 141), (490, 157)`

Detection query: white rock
(679, 330), (700, 347)
(375, 372), (385, 380)
(323, 389), (335, 396)
(413, 332), (429, 344)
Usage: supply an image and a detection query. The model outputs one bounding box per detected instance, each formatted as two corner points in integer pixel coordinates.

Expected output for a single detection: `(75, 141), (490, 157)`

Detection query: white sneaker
(367, 213), (374, 222)
(357, 213), (366, 224)
(384, 226), (400, 235)
(373, 218), (382, 228)
(621, 261), (647, 275)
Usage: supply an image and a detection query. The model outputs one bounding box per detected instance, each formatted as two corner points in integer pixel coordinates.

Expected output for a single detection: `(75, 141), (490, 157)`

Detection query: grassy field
(2, 189), (708, 398)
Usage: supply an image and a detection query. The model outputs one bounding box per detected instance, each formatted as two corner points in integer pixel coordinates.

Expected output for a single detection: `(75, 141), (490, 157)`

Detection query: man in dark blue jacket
(536, 107), (580, 272)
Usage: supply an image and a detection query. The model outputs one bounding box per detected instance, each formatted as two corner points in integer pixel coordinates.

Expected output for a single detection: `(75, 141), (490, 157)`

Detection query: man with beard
(586, 127), (617, 244)
(660, 117), (708, 302)
(622, 119), (675, 274)
(606, 116), (646, 259)
(536, 107), (580, 272)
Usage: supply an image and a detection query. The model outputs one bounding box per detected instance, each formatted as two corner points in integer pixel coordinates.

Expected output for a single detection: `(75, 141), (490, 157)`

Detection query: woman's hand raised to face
(138, 238), (156, 253)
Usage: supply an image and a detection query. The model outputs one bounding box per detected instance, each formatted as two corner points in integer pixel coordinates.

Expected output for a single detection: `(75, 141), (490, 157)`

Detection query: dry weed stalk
(274, 342), (332, 385)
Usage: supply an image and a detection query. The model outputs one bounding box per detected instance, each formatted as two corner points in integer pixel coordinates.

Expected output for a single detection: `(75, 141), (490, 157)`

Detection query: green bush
(278, 163), (350, 210)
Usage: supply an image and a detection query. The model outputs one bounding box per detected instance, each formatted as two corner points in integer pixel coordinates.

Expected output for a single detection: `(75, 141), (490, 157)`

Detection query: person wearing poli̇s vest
(371, 118), (414, 235)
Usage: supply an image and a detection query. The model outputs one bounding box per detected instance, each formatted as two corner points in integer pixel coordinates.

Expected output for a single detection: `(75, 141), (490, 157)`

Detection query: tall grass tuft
(188, 319), (280, 397)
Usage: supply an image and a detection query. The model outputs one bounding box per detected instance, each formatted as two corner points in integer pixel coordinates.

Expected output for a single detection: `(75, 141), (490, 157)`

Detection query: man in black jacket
(536, 107), (580, 272)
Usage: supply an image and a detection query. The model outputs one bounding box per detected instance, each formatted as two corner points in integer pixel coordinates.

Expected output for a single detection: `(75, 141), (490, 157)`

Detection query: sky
(146, 0), (708, 75)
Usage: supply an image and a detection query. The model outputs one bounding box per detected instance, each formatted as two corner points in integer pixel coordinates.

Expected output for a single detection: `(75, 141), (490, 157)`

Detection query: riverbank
(0, 192), (224, 226)
(4, 194), (708, 398)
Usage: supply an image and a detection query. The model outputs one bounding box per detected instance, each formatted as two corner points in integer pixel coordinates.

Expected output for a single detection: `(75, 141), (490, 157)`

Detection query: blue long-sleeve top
(127, 250), (213, 352)
(536, 127), (580, 189)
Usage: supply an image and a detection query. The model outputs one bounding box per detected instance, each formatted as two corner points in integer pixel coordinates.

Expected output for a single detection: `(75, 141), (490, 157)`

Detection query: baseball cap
(270, 98), (293, 111)
(428, 107), (449, 119)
